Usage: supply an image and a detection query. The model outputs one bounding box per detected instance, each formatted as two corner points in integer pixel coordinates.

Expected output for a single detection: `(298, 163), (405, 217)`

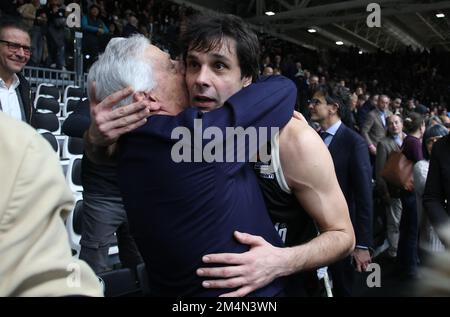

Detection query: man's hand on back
(197, 231), (291, 297)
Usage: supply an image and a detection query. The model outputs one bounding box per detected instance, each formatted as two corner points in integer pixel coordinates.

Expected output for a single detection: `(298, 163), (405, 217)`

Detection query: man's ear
(243, 76), (252, 88)
(134, 91), (161, 111)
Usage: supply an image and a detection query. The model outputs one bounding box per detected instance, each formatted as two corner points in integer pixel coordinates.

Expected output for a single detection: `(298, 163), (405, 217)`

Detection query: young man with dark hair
(86, 13), (354, 297)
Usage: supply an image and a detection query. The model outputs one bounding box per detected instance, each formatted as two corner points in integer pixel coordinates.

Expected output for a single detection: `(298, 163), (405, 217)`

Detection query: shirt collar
(0, 74), (20, 90)
(325, 120), (342, 136)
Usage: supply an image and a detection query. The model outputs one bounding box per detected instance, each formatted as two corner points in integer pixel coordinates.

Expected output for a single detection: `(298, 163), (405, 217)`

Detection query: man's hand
(87, 85), (151, 147)
(352, 248), (371, 272)
(368, 144), (377, 156)
(197, 231), (290, 297)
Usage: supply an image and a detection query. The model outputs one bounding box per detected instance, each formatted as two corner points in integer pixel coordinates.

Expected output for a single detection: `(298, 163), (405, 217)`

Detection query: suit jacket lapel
(328, 123), (345, 155)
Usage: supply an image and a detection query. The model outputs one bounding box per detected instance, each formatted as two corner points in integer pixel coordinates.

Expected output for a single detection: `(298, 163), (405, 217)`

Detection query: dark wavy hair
(180, 13), (260, 82)
(313, 84), (352, 126)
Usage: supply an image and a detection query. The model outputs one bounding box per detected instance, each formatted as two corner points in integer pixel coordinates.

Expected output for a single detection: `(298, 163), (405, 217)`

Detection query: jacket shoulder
(339, 123), (366, 145)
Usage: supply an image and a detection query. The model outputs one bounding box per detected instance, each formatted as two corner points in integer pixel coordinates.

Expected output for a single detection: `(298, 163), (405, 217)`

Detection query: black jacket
(423, 134), (450, 228)
(16, 72), (34, 124)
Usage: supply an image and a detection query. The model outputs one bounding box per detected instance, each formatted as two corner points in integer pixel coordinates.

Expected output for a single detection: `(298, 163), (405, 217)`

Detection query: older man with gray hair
(86, 33), (301, 296)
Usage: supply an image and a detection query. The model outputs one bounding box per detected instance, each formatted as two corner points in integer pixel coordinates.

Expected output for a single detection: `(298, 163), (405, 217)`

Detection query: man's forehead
(312, 91), (326, 100)
(1, 27), (29, 40)
(187, 37), (237, 59)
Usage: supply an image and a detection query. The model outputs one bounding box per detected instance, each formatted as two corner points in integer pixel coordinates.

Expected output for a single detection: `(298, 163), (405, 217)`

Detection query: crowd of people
(1, 0), (450, 298)
(2, 0), (450, 112)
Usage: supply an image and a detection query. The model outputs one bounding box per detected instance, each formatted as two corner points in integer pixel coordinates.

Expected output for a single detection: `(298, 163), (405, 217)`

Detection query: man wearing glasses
(0, 17), (33, 123)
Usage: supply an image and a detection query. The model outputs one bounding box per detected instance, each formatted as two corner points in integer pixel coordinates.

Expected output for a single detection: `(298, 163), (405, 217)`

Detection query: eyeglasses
(0, 39), (32, 56)
(308, 98), (323, 107)
(309, 98), (338, 108)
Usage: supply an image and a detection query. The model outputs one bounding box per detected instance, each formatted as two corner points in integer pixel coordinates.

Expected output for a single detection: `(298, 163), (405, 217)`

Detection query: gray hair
(87, 35), (156, 108)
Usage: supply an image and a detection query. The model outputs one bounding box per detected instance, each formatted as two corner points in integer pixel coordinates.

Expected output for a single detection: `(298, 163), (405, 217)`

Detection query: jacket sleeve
(361, 112), (375, 146)
(0, 124), (103, 296)
(81, 15), (101, 34)
(351, 134), (373, 248)
(423, 141), (450, 229)
(375, 140), (390, 198)
(144, 75), (296, 138)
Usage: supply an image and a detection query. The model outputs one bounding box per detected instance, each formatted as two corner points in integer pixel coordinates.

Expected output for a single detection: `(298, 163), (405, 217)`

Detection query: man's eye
(215, 63), (226, 70)
(187, 61), (199, 69)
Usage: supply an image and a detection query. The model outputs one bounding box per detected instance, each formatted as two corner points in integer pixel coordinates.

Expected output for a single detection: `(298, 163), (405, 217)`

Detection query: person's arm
(84, 86), (150, 164)
(17, 4), (35, 21)
(423, 142), (450, 242)
(375, 141), (391, 203)
(0, 124), (103, 296)
(85, 76), (296, 163)
(196, 119), (355, 297)
(81, 15), (101, 34)
(350, 136), (373, 272)
(143, 75), (297, 137)
(102, 22), (109, 34)
(361, 113), (376, 155)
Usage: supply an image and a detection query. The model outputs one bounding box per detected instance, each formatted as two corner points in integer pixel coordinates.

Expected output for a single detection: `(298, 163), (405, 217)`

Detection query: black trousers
(329, 256), (355, 297)
(79, 193), (143, 274)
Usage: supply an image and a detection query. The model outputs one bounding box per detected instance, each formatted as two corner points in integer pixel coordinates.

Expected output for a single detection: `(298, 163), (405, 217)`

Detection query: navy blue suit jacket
(328, 123), (373, 248)
(118, 76), (296, 297)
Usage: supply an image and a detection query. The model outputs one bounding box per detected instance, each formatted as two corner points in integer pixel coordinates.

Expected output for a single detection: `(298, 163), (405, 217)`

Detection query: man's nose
(195, 66), (211, 87)
(16, 47), (28, 58)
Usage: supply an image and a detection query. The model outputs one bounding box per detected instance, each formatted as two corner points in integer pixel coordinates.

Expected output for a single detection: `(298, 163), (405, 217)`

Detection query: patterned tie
(320, 131), (329, 141)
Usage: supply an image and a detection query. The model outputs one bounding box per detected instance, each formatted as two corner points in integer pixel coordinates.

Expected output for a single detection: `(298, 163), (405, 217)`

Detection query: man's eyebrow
(186, 52), (232, 63)
(210, 53), (232, 63)
(185, 53), (197, 60)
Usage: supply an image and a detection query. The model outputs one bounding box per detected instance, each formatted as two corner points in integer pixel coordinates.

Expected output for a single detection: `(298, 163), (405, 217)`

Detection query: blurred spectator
(81, 4), (109, 69)
(361, 95), (392, 172)
(262, 66), (273, 76)
(391, 97), (402, 115)
(425, 115), (442, 128)
(107, 21), (121, 37)
(260, 55), (272, 73)
(397, 112), (425, 279)
(17, 0), (47, 66)
(45, 0), (66, 70)
(375, 114), (406, 258)
(122, 14), (139, 38)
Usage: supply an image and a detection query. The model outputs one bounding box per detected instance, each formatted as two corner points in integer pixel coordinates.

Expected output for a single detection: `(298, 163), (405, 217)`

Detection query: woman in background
(397, 112), (425, 279)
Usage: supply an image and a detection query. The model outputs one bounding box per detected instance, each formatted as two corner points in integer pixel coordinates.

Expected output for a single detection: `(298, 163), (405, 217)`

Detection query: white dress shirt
(0, 74), (23, 121)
